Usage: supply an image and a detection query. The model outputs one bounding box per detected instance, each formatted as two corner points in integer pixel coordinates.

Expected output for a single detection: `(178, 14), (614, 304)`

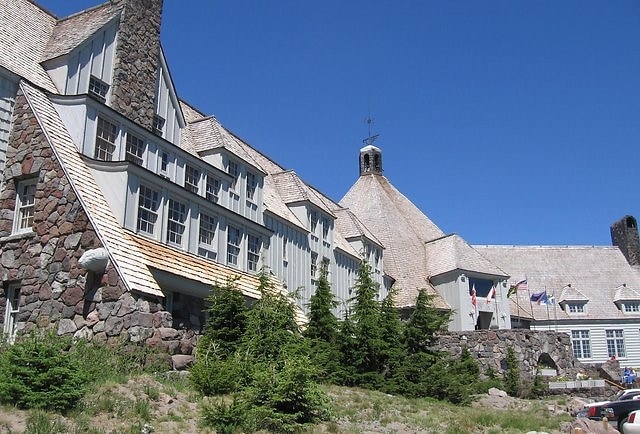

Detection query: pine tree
(404, 288), (450, 354)
(199, 277), (247, 358)
(350, 259), (385, 382)
(304, 262), (339, 343)
(241, 267), (301, 361)
(336, 311), (358, 385)
(378, 286), (405, 379)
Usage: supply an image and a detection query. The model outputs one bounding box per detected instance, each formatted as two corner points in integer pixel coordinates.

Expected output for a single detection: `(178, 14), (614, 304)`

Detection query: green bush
(200, 397), (248, 434)
(190, 352), (253, 396)
(0, 332), (88, 412)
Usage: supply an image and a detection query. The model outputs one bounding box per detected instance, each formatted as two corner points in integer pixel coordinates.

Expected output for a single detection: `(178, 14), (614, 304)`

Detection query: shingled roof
(340, 173), (449, 308)
(474, 245), (640, 322)
(0, 0), (56, 92)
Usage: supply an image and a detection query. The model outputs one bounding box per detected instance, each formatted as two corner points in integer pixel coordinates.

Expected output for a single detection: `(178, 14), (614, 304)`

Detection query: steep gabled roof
(42, 2), (122, 61)
(474, 245), (640, 321)
(340, 174), (448, 308)
(271, 171), (335, 217)
(0, 0), (57, 91)
(333, 208), (383, 248)
(424, 234), (508, 278)
(21, 81), (162, 297)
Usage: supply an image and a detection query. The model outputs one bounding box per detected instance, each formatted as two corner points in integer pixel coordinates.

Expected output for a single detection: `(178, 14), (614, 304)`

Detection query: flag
(530, 291), (547, 304)
(546, 295), (555, 305)
(486, 285), (496, 303)
(507, 285), (517, 298)
(515, 279), (528, 291)
(471, 285), (477, 306)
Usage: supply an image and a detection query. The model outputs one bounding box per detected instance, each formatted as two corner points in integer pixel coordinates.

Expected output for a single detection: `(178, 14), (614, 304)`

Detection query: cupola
(359, 144), (383, 176)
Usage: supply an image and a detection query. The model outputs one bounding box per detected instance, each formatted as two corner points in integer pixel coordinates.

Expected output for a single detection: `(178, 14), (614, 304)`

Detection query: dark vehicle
(586, 392), (640, 433)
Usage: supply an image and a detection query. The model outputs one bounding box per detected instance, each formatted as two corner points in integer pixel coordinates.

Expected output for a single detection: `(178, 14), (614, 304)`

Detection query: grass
(0, 374), (572, 434)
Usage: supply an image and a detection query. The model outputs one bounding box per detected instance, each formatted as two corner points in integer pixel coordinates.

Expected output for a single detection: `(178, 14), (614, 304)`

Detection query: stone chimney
(109, 0), (163, 131)
(611, 215), (640, 266)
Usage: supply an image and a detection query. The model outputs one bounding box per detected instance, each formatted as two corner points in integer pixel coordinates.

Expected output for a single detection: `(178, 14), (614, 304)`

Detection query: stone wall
(0, 90), (196, 357)
(435, 330), (582, 380)
(611, 215), (640, 266)
(110, 0), (163, 131)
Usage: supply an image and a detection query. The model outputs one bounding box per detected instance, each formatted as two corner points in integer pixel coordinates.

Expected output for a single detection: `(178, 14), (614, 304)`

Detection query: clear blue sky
(39, 1), (640, 246)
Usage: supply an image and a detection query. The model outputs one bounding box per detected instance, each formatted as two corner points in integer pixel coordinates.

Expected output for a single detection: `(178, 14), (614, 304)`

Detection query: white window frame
(125, 131), (145, 165)
(95, 117), (117, 161)
(310, 210), (318, 234)
(571, 330), (591, 359)
(606, 329), (626, 358)
(566, 303), (585, 313)
(205, 174), (220, 203)
(228, 160), (239, 190)
(3, 284), (20, 344)
(166, 198), (187, 246)
(136, 184), (160, 236)
(13, 178), (37, 234)
(246, 171), (257, 201)
(247, 234), (261, 272)
(198, 213), (218, 259)
(227, 225), (241, 267)
(623, 302), (640, 313)
(88, 75), (109, 101)
(311, 251), (318, 280)
(184, 165), (200, 194)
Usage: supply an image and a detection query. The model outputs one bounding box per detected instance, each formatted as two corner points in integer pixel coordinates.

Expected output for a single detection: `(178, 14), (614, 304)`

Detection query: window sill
(1, 231), (36, 244)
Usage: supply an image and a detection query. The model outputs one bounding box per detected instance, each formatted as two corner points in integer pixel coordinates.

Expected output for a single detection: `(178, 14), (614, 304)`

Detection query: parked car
(576, 389), (640, 417)
(622, 410), (640, 434)
(588, 395), (640, 432)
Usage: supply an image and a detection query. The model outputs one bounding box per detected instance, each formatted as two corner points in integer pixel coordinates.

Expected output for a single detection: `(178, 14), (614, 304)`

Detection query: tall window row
(135, 183), (262, 274)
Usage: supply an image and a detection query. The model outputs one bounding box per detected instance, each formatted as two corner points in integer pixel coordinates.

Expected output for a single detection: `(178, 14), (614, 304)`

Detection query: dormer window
(206, 174), (220, 203)
(88, 76), (109, 101)
(125, 132), (144, 165)
(228, 160), (239, 189)
(95, 117), (117, 161)
(623, 302), (640, 313)
(184, 165), (200, 194)
(152, 115), (165, 137)
(566, 303), (585, 313)
(246, 171), (257, 200)
(310, 211), (318, 233)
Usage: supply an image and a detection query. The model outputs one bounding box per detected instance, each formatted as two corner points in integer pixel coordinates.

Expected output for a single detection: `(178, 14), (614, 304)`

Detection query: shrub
(200, 397), (248, 434)
(504, 346), (520, 397)
(190, 352), (253, 396)
(0, 332), (88, 412)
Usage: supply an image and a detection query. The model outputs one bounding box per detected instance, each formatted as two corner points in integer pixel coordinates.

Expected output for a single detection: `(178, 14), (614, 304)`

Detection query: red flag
(471, 285), (477, 306)
(486, 285), (496, 303)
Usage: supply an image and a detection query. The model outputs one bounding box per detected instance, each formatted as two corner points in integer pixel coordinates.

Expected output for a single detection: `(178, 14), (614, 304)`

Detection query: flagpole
(527, 276), (535, 329)
(553, 288), (558, 332)
(545, 286), (551, 330)
(494, 282), (499, 328)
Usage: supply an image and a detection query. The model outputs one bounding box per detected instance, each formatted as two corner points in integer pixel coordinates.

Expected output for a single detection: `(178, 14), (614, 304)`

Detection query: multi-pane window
(160, 152), (169, 174)
(567, 303), (585, 313)
(152, 114), (165, 136)
(624, 302), (640, 313)
(125, 132), (144, 165)
(571, 330), (591, 359)
(247, 234), (260, 272)
(606, 329), (626, 358)
(311, 251), (318, 279)
(206, 175), (220, 203)
(14, 178), (36, 233)
(199, 214), (217, 248)
(246, 171), (257, 200)
(166, 199), (187, 245)
(185, 165), (200, 194)
(88, 76), (109, 100)
(95, 117), (117, 161)
(322, 217), (329, 240)
(228, 160), (239, 189)
(137, 185), (159, 235)
(310, 211), (318, 233)
(3, 285), (20, 344)
(227, 226), (241, 266)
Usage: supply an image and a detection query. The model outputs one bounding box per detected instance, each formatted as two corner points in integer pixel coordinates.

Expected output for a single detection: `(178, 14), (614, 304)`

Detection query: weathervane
(363, 115), (379, 146)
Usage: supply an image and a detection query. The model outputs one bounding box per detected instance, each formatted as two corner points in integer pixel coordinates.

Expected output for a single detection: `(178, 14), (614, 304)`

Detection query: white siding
(154, 53), (182, 146)
(0, 75), (17, 174)
(533, 321), (640, 368)
(264, 214), (309, 296)
(64, 23), (117, 97)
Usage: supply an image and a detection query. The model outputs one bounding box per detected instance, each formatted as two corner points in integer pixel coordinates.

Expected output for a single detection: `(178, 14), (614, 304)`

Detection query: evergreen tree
(304, 262), (339, 343)
(199, 277), (247, 358)
(241, 267), (301, 361)
(335, 311), (358, 385)
(504, 346), (520, 397)
(404, 288), (450, 354)
(378, 286), (405, 379)
(350, 259), (386, 385)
